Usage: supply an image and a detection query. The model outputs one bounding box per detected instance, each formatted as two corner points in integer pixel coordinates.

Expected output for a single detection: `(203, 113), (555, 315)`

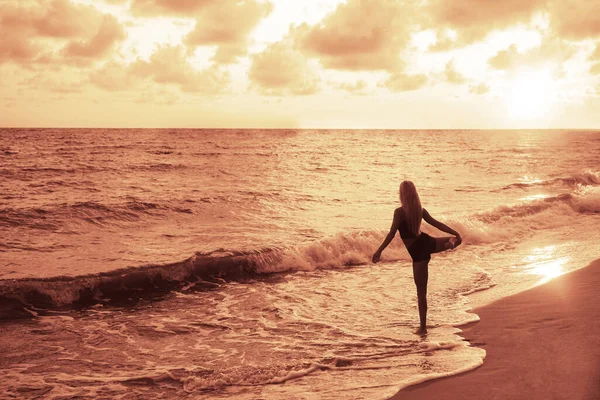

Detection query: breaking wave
(1, 186), (597, 318)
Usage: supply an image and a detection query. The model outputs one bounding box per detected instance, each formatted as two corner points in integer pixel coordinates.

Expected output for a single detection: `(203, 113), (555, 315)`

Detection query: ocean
(1, 128), (599, 399)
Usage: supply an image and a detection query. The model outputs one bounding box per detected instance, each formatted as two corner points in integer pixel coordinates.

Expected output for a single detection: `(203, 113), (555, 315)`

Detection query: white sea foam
(0, 186), (594, 312)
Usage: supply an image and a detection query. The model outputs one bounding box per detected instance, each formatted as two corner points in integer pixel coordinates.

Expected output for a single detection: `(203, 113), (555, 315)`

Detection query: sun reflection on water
(519, 193), (551, 202)
(518, 175), (543, 185)
(521, 245), (569, 284)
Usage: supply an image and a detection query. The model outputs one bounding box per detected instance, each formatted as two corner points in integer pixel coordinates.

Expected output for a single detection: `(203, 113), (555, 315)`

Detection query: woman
(372, 181), (462, 335)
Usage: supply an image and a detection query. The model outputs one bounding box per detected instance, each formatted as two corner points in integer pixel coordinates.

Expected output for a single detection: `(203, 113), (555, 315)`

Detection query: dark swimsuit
(398, 208), (436, 263)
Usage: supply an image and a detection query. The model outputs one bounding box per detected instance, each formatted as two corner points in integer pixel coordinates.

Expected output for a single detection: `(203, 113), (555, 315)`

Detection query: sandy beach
(390, 259), (600, 400)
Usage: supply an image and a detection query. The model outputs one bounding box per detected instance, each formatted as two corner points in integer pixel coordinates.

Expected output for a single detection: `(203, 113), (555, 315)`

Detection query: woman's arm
(423, 209), (460, 237)
(372, 208), (401, 263)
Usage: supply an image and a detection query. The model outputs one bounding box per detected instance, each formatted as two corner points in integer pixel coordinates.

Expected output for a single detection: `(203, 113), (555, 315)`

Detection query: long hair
(399, 181), (422, 236)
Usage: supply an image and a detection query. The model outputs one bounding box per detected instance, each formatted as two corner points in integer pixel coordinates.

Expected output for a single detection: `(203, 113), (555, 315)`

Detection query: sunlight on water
(519, 193), (550, 201)
(522, 246), (569, 284)
(530, 257), (569, 284)
(518, 175), (544, 185)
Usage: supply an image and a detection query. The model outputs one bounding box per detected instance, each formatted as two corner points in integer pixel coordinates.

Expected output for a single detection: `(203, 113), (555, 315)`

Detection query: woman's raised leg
(433, 237), (458, 253)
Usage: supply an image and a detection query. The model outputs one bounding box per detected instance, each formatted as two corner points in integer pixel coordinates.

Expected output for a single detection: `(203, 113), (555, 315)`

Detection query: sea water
(1, 129), (599, 399)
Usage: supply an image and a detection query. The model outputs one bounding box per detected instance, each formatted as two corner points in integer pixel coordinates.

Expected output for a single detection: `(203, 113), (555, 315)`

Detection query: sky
(0, 0), (599, 129)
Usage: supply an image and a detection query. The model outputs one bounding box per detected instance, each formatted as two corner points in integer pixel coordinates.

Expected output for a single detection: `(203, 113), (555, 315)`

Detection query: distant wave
(501, 170), (600, 190)
(0, 190), (313, 231)
(481, 190), (600, 221)
(447, 187), (600, 244)
(0, 200), (195, 230)
(0, 165), (116, 179)
(2, 186), (598, 318)
(0, 162), (190, 179)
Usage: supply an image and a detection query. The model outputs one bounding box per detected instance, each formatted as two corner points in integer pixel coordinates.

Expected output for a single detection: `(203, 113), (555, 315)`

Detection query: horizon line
(1, 127), (599, 131)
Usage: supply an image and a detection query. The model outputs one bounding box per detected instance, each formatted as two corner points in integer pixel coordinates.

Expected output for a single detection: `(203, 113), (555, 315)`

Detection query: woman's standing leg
(412, 260), (429, 334)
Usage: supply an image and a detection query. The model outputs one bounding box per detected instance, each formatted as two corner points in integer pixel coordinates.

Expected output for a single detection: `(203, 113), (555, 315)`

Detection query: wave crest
(0, 230), (407, 317)
(0, 200), (195, 230)
(433, 188), (599, 245)
(2, 186), (597, 317)
(502, 170), (600, 190)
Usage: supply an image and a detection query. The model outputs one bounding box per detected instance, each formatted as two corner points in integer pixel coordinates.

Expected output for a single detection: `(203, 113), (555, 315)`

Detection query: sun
(505, 68), (557, 120)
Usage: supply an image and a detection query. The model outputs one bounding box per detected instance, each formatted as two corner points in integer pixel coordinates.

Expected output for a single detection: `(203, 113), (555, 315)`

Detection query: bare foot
(414, 327), (428, 336)
(448, 237), (460, 249)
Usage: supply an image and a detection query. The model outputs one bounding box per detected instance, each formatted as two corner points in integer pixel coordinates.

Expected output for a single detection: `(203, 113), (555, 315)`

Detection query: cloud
(134, 87), (180, 105)
(29, 0), (102, 38)
(426, 0), (600, 50)
(184, 0), (273, 63)
(469, 82), (491, 95)
(444, 60), (466, 84)
(591, 43), (600, 61)
(380, 72), (428, 92)
(63, 15), (126, 60)
(335, 80), (368, 94)
(0, 0), (126, 65)
(128, 0), (273, 63)
(428, 35), (457, 53)
(590, 43), (600, 74)
(249, 38), (319, 95)
(89, 61), (136, 91)
(548, 1), (600, 40)
(488, 44), (521, 70)
(427, 0), (547, 49)
(0, 34), (40, 64)
(129, 45), (230, 93)
(90, 45), (229, 93)
(301, 0), (416, 72)
(488, 38), (575, 71)
(20, 73), (85, 94)
(129, 0), (215, 17)
(429, 0), (545, 29)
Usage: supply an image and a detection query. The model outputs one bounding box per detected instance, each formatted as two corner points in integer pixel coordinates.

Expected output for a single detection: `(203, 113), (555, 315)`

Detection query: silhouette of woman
(372, 181), (462, 335)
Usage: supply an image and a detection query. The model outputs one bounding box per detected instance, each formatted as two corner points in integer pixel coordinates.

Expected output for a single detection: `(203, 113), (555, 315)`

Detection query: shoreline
(389, 259), (600, 400)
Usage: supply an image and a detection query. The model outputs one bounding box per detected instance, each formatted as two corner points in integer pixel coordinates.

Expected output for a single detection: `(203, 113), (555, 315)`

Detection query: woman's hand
(372, 251), (381, 263)
(454, 235), (462, 248)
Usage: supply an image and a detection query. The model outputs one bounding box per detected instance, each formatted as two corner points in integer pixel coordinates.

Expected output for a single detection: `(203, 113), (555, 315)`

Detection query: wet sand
(390, 259), (600, 400)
